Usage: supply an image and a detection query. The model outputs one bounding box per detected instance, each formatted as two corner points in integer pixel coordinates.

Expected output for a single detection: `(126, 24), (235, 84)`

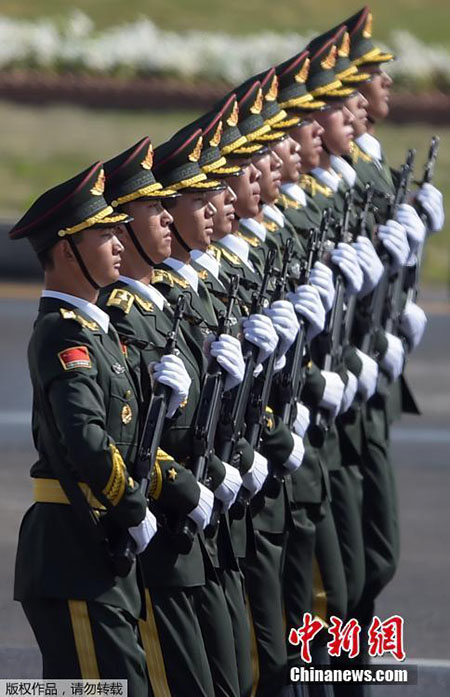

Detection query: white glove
(150, 354), (191, 418)
(395, 203), (426, 255)
(293, 402), (310, 438)
(241, 451), (269, 497)
(309, 261), (335, 312)
(286, 285), (325, 341)
(377, 219), (409, 270)
(187, 482), (214, 530)
(282, 432), (305, 472)
(319, 371), (345, 418)
(381, 332), (405, 381)
(208, 333), (245, 391)
(242, 313), (279, 363)
(264, 299), (299, 357)
(331, 243), (364, 295)
(340, 371), (358, 413)
(353, 236), (384, 297)
(128, 509), (158, 555)
(214, 463), (243, 511)
(400, 301), (427, 351)
(415, 182), (445, 233)
(355, 348), (378, 400)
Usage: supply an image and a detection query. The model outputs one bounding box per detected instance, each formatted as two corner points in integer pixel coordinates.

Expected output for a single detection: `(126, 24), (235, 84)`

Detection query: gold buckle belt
(33, 478), (106, 510)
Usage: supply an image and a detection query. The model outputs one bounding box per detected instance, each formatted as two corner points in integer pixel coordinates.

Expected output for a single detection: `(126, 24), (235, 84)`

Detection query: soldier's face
(358, 65), (393, 122)
(123, 200), (173, 263)
(170, 192), (215, 251)
(72, 227), (124, 286)
(253, 151), (282, 205)
(209, 186), (237, 240)
(345, 92), (369, 138)
(272, 135), (302, 184)
(290, 120), (324, 172)
(314, 102), (355, 156)
(226, 162), (261, 219)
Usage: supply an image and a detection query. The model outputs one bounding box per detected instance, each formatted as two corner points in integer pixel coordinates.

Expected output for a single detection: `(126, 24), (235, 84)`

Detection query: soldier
(10, 163), (156, 694)
(101, 134), (257, 697)
(339, 4), (441, 656)
(152, 95), (306, 697)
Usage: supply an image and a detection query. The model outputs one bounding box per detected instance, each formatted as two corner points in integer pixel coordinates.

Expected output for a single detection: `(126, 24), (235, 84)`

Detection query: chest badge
(121, 404), (133, 424)
(112, 362), (126, 375)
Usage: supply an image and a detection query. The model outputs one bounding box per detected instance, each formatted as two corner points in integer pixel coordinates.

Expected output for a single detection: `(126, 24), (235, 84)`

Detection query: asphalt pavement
(0, 286), (449, 686)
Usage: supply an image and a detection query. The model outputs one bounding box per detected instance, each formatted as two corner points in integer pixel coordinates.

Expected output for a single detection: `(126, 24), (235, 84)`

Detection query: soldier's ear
(59, 238), (77, 263)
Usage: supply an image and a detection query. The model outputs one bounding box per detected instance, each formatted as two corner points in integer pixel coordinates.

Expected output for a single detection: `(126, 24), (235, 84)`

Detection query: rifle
(113, 293), (186, 573)
(309, 192), (353, 446)
(181, 275), (240, 542)
(278, 218), (329, 429)
(224, 249), (278, 518)
(406, 135), (440, 303)
(359, 150), (415, 359)
(342, 183), (375, 351)
(384, 148), (416, 336)
(244, 239), (294, 498)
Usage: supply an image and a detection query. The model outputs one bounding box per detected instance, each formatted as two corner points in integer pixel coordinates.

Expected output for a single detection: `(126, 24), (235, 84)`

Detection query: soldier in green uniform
(102, 134), (255, 697)
(338, 5), (440, 643)
(10, 162), (154, 694)
(151, 96), (306, 697)
(99, 136), (239, 697)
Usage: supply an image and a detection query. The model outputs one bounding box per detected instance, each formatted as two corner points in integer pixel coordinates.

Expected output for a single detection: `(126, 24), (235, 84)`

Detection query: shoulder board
(106, 288), (135, 314)
(350, 141), (372, 165)
(152, 270), (174, 287)
(220, 247), (241, 266)
(278, 193), (300, 210)
(59, 307), (98, 331)
(207, 244), (222, 263)
(196, 269), (209, 281)
(134, 294), (154, 312)
(262, 219), (279, 233)
(172, 274), (190, 289)
(301, 174), (333, 198)
(236, 230), (261, 248)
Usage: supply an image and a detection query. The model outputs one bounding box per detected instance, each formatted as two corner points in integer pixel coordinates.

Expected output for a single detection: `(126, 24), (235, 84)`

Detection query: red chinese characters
(368, 615), (406, 661)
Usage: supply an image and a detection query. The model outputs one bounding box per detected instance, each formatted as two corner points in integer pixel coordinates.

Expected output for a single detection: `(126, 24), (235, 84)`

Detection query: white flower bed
(1, 11), (449, 88)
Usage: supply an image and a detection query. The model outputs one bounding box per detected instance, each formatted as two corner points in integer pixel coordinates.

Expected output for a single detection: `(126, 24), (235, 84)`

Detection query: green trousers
(355, 404), (400, 623)
(140, 586), (215, 697)
(22, 598), (149, 696)
(241, 529), (287, 697)
(329, 465), (366, 618)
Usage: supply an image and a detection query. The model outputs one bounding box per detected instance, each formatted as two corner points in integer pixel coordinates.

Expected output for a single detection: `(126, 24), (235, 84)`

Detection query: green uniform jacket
(14, 298), (147, 619)
(99, 280), (211, 588)
(347, 143), (420, 421)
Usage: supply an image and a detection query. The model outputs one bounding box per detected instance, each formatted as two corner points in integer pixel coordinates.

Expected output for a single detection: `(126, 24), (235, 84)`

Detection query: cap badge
(363, 12), (373, 39)
(141, 143), (154, 170)
(227, 101), (239, 126)
(266, 75), (278, 101)
(321, 45), (337, 70)
(210, 121), (223, 147)
(339, 32), (350, 58)
(188, 136), (203, 162)
(295, 57), (310, 83)
(250, 88), (264, 114)
(90, 169), (105, 196)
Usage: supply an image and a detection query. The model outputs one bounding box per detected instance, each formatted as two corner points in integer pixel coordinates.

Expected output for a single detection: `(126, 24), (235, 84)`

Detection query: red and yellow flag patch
(58, 346), (92, 371)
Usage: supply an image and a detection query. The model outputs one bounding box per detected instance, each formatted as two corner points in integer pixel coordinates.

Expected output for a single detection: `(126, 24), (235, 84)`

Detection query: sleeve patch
(58, 346), (92, 371)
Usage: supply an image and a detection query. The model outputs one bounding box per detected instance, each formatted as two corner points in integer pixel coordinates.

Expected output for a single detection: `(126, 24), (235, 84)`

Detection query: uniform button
(124, 389), (132, 399)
